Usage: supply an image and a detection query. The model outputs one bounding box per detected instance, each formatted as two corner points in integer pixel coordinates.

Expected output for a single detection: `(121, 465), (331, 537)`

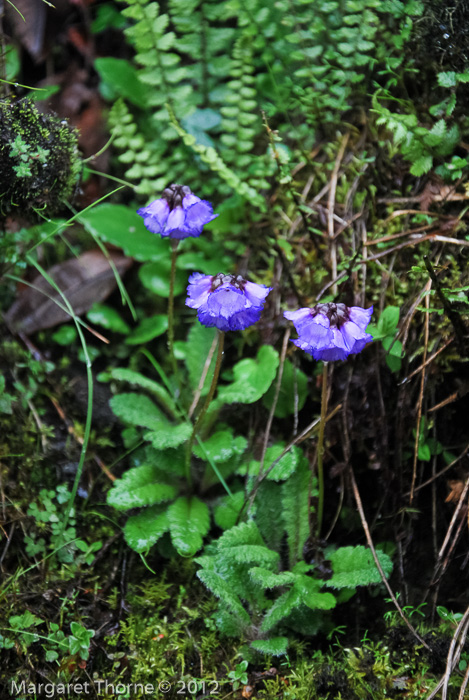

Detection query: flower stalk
(168, 239), (179, 383)
(316, 361), (329, 539)
(185, 330), (225, 487)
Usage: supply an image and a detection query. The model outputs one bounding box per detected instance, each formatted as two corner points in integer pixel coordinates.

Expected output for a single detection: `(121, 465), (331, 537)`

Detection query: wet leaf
(5, 250), (132, 334)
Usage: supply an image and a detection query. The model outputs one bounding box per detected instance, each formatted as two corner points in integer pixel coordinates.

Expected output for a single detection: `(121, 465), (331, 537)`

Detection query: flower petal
(184, 200), (218, 232)
(182, 193), (201, 209)
(348, 305), (373, 330)
(185, 273), (212, 309)
(137, 199), (170, 234)
(207, 286), (246, 318)
(244, 281), (272, 307)
(165, 207), (186, 234)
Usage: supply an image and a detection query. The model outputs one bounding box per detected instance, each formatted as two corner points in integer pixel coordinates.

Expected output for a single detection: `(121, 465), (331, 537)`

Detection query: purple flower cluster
(137, 184), (373, 356)
(137, 184), (217, 239)
(186, 273), (272, 332)
(284, 303), (373, 361)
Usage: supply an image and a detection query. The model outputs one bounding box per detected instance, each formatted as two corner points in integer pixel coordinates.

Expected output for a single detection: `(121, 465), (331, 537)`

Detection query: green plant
(372, 68), (469, 180)
(98, 0), (423, 200)
(0, 612), (94, 663)
(104, 339), (284, 557)
(24, 485), (102, 566)
(196, 521), (393, 656)
(367, 306), (403, 372)
(227, 659), (248, 689)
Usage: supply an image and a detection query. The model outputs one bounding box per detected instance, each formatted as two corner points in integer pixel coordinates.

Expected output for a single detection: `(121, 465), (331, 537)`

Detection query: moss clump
(0, 98), (81, 219)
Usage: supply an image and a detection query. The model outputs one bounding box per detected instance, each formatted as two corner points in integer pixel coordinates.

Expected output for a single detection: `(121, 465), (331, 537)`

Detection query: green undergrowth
(0, 556), (463, 699)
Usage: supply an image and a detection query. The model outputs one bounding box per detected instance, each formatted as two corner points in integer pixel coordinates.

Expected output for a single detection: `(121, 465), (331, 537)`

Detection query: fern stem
(185, 331), (225, 488)
(168, 239), (179, 387)
(316, 361), (329, 539)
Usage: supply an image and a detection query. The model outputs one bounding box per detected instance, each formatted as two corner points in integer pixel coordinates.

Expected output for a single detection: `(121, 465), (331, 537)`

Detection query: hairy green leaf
(168, 496), (210, 556)
(107, 464), (177, 510)
(197, 569), (250, 625)
(326, 545), (393, 588)
(215, 346), (279, 407)
(124, 507), (169, 552)
(263, 359), (308, 418)
(251, 637), (289, 656)
(213, 491), (245, 530)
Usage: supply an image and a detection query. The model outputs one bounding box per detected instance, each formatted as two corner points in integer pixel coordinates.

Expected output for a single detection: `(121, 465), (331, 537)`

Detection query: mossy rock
(0, 98), (81, 219)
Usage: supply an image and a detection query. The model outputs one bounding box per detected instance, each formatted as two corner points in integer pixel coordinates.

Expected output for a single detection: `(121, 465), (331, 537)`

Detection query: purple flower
(186, 273), (272, 331)
(284, 302), (373, 361)
(137, 184), (218, 239)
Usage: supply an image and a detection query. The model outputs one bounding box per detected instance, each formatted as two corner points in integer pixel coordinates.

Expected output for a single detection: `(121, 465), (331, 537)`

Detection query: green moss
(0, 98), (81, 219)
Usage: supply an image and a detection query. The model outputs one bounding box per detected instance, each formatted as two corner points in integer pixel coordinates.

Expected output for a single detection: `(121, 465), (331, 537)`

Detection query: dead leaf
(4, 250), (132, 335)
(445, 480), (465, 503)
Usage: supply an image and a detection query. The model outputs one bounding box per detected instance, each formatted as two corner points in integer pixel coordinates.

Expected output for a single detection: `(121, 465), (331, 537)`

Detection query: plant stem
(316, 361), (329, 539)
(185, 331), (225, 488)
(168, 239), (179, 383)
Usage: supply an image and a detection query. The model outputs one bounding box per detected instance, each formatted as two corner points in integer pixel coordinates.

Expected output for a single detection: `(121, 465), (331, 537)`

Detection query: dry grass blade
(349, 467), (430, 650)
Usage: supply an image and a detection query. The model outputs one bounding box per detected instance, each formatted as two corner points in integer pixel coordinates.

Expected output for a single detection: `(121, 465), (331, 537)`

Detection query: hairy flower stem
(185, 331), (225, 487)
(316, 361), (329, 539)
(168, 240), (179, 384)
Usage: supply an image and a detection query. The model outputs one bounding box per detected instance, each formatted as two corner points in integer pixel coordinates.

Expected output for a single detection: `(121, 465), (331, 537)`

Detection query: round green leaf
(124, 507), (169, 552)
(87, 303), (130, 334)
(263, 360), (308, 418)
(79, 204), (170, 262)
(126, 314), (168, 344)
(168, 496), (210, 556)
(139, 260), (186, 297)
(107, 464), (177, 510)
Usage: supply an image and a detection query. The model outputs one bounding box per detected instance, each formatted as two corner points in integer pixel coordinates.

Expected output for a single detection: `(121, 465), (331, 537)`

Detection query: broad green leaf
(167, 496), (210, 556)
(326, 545), (393, 589)
(110, 393), (167, 430)
(107, 464), (177, 510)
(213, 492), (245, 530)
(124, 507), (169, 552)
(437, 71), (457, 88)
(125, 314), (168, 344)
(251, 637), (288, 656)
(111, 393), (189, 448)
(382, 337), (403, 373)
(184, 323), (217, 394)
(193, 430), (247, 462)
(106, 369), (177, 417)
(377, 306), (399, 337)
(95, 57), (147, 107)
(145, 423), (192, 450)
(177, 251), (228, 275)
(215, 345), (279, 406)
(240, 444), (300, 481)
(51, 325), (77, 346)
(263, 360), (308, 418)
(80, 204), (170, 262)
(139, 260), (186, 298)
(87, 303), (130, 334)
